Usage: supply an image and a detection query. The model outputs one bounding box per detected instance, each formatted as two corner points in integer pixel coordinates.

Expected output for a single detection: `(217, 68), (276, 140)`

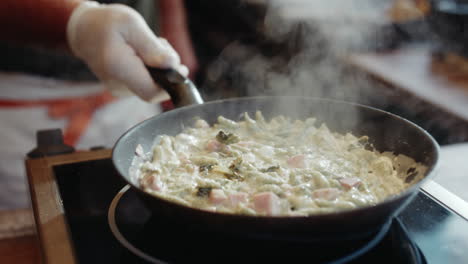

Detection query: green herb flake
(216, 131), (240, 145)
(225, 158), (244, 181)
(196, 187), (213, 197)
(224, 172), (245, 181)
(260, 165), (280, 173)
(229, 157), (242, 172)
(199, 164), (214, 172)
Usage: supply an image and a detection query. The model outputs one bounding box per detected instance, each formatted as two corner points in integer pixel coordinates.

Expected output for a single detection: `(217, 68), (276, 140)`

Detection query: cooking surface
(109, 185), (425, 264)
(53, 157), (467, 263)
(436, 142), (468, 203)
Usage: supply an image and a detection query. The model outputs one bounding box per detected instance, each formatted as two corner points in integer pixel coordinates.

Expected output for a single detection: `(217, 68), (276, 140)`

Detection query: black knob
(27, 129), (75, 158)
(36, 129), (64, 147)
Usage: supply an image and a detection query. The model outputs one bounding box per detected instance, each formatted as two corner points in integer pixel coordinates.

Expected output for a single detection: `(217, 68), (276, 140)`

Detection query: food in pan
(135, 111), (427, 216)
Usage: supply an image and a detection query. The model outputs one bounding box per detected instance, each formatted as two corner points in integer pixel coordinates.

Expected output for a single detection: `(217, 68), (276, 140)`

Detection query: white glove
(67, 1), (189, 102)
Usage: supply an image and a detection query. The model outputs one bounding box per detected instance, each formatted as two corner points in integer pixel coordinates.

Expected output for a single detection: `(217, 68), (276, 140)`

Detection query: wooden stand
(0, 149), (112, 264)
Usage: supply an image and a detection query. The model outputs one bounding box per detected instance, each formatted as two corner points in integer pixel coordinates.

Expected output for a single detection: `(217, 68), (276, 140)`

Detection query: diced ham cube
(312, 188), (341, 200)
(339, 178), (362, 189)
(252, 192), (281, 216)
(209, 189), (227, 205)
(287, 155), (306, 168)
(205, 139), (223, 152)
(228, 192), (248, 206)
(140, 174), (163, 191)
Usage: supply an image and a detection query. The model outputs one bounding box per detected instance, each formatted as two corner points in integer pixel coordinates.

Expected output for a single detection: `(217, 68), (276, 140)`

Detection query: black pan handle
(146, 66), (204, 108)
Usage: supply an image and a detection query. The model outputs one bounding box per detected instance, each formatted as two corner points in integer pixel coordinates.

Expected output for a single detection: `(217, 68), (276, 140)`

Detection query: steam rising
(204, 0), (394, 106)
(267, 0), (391, 51)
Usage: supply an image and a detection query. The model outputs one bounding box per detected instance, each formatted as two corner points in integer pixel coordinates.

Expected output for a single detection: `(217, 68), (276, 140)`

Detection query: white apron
(0, 72), (162, 210)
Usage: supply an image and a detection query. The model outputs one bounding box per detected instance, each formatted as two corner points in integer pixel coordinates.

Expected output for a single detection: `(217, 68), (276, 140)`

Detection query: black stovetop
(53, 158), (468, 264)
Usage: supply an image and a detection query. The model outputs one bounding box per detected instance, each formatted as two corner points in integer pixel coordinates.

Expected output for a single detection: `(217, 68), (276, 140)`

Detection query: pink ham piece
(228, 192), (248, 206)
(205, 139), (223, 152)
(312, 188), (341, 200)
(287, 154), (306, 168)
(339, 177), (362, 189)
(209, 189), (227, 205)
(252, 192), (281, 216)
(141, 174), (163, 192)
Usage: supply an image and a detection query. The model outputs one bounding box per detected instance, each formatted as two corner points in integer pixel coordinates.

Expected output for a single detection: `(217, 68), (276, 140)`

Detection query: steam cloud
(203, 0), (395, 106)
(198, 0), (468, 144)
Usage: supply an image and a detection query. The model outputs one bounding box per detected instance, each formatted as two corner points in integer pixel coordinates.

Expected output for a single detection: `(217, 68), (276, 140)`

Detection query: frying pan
(112, 68), (439, 243)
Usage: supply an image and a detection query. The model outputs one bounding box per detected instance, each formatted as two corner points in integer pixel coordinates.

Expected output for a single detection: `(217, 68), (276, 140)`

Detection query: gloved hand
(67, 1), (189, 102)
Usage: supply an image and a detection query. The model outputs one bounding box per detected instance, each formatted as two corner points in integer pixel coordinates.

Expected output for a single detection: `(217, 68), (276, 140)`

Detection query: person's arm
(0, 0), (82, 47)
(159, 0), (198, 78)
(0, 0), (189, 102)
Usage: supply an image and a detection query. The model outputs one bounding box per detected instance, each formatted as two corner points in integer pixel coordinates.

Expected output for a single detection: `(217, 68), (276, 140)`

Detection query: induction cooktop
(48, 158), (468, 264)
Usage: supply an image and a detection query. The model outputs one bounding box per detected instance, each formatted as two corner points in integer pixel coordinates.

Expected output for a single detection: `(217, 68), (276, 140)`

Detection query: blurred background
(183, 0), (468, 146)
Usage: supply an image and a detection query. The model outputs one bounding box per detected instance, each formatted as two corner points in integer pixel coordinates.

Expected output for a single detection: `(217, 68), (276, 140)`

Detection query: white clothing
(0, 73), (162, 210)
